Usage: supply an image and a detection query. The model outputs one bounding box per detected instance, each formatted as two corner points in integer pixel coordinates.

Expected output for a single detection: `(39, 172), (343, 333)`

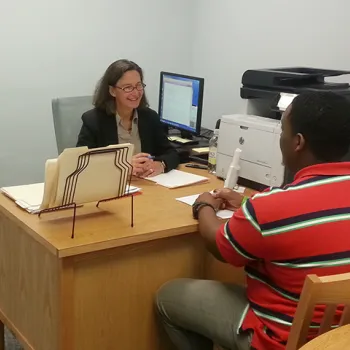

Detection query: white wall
(191, 0), (350, 129)
(3, 0), (350, 186)
(0, 0), (194, 186)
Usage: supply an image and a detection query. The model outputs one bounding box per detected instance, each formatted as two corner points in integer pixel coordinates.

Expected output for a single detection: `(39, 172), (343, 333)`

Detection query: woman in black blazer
(77, 59), (179, 177)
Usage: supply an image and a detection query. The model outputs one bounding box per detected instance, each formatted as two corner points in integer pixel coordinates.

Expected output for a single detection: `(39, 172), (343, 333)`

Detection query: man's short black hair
(290, 91), (350, 162)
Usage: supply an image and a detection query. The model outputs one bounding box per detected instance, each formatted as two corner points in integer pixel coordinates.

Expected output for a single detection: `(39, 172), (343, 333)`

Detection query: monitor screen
(158, 72), (204, 135)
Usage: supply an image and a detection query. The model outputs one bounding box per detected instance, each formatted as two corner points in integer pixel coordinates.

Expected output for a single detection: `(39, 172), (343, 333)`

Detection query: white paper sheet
(146, 169), (208, 189)
(1, 183), (141, 214)
(176, 194), (233, 219)
(175, 186), (246, 219)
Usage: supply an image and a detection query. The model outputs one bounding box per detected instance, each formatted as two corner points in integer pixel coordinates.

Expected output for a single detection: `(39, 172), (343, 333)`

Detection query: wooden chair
(286, 273), (350, 350)
(214, 273), (350, 350)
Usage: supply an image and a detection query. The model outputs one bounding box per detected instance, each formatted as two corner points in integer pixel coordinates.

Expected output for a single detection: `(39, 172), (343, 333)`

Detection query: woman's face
(109, 70), (144, 111)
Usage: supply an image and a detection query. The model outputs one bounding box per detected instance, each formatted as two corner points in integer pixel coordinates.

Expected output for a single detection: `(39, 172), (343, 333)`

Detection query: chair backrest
(52, 96), (93, 154)
(286, 273), (350, 350)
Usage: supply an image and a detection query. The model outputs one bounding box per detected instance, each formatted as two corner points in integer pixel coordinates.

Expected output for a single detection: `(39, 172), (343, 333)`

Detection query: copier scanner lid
(241, 67), (350, 100)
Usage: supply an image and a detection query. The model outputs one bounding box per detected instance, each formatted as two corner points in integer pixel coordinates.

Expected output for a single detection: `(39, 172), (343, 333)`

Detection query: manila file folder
(40, 143), (134, 210)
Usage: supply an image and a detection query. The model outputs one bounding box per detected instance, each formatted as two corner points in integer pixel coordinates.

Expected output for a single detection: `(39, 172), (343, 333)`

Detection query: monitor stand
(178, 130), (198, 145)
(165, 126), (199, 145)
(180, 130), (193, 140)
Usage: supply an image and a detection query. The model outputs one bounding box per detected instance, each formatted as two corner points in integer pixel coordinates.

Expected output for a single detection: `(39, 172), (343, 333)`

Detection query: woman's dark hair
(93, 59), (149, 115)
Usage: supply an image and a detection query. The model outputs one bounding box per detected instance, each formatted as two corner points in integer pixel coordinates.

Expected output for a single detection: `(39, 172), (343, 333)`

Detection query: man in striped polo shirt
(156, 91), (350, 350)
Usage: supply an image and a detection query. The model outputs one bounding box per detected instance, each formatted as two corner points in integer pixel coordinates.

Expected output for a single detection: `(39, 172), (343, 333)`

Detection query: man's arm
(195, 191), (265, 267)
(197, 206), (226, 262)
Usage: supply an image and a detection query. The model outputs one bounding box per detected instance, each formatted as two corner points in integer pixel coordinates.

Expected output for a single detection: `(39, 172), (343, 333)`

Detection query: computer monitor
(158, 72), (204, 138)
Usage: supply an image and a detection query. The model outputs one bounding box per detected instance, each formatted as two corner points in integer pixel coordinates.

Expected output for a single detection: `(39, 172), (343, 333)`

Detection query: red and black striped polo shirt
(216, 162), (350, 350)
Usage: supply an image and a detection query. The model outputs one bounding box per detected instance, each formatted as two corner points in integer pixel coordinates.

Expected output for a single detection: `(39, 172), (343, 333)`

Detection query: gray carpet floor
(4, 327), (23, 350)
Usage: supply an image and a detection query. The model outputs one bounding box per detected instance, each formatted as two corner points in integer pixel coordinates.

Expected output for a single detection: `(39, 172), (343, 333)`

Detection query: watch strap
(192, 201), (217, 220)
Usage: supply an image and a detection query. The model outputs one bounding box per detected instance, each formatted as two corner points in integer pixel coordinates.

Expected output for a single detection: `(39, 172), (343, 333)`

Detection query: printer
(241, 67), (350, 100)
(216, 114), (284, 189)
(216, 67), (350, 189)
(241, 67), (350, 119)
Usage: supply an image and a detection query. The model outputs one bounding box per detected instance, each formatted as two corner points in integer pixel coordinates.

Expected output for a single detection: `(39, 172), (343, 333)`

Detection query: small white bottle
(224, 148), (242, 189)
(208, 129), (219, 174)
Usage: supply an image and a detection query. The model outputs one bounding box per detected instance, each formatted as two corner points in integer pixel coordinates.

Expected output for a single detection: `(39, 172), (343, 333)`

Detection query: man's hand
(213, 188), (244, 210)
(196, 192), (222, 212)
(131, 153), (153, 177)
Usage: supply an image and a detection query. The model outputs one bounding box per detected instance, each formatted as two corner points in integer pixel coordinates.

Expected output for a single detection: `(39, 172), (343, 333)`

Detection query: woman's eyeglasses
(115, 83), (146, 93)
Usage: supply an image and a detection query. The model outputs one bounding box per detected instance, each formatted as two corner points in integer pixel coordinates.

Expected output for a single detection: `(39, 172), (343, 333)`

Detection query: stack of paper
(0, 182), (141, 214)
(0, 143), (142, 213)
(167, 136), (193, 144)
(146, 169), (208, 189)
(1, 183), (44, 213)
(192, 147), (209, 155)
(48, 144), (134, 208)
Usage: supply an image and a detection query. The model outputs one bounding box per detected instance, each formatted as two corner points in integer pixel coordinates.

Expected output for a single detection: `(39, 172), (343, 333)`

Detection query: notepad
(1, 183), (44, 213)
(167, 136), (195, 144)
(176, 194), (234, 219)
(192, 147), (209, 154)
(146, 170), (208, 189)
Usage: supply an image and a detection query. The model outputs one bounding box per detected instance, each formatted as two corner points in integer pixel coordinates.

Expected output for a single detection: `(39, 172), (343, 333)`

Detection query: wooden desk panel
(205, 254), (246, 285)
(0, 166), (247, 350)
(0, 214), (59, 350)
(73, 235), (205, 350)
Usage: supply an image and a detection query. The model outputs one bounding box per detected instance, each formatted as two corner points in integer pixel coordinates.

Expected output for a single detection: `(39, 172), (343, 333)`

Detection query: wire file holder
(38, 146), (134, 239)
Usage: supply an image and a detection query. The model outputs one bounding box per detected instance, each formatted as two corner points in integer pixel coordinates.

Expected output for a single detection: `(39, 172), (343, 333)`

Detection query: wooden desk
(0, 167), (246, 350)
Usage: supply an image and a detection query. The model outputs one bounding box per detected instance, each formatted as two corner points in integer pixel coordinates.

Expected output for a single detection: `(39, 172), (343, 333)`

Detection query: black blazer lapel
(137, 111), (153, 154)
(100, 113), (119, 146)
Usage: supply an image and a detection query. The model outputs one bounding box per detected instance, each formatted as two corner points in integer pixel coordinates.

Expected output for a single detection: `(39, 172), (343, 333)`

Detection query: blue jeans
(156, 279), (252, 350)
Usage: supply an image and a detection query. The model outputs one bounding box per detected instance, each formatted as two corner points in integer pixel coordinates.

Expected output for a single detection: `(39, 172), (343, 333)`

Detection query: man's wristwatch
(192, 201), (217, 220)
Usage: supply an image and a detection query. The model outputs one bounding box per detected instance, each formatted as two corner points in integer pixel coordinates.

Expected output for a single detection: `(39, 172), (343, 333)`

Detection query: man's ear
(109, 86), (116, 98)
(295, 133), (306, 152)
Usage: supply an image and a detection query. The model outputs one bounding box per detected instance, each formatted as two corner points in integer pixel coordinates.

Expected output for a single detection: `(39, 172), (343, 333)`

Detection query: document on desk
(146, 169), (208, 189)
(192, 147), (209, 154)
(1, 144), (144, 213)
(1, 183), (44, 213)
(0, 183), (141, 214)
(167, 136), (193, 144)
(52, 144), (134, 207)
(176, 193), (234, 219)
